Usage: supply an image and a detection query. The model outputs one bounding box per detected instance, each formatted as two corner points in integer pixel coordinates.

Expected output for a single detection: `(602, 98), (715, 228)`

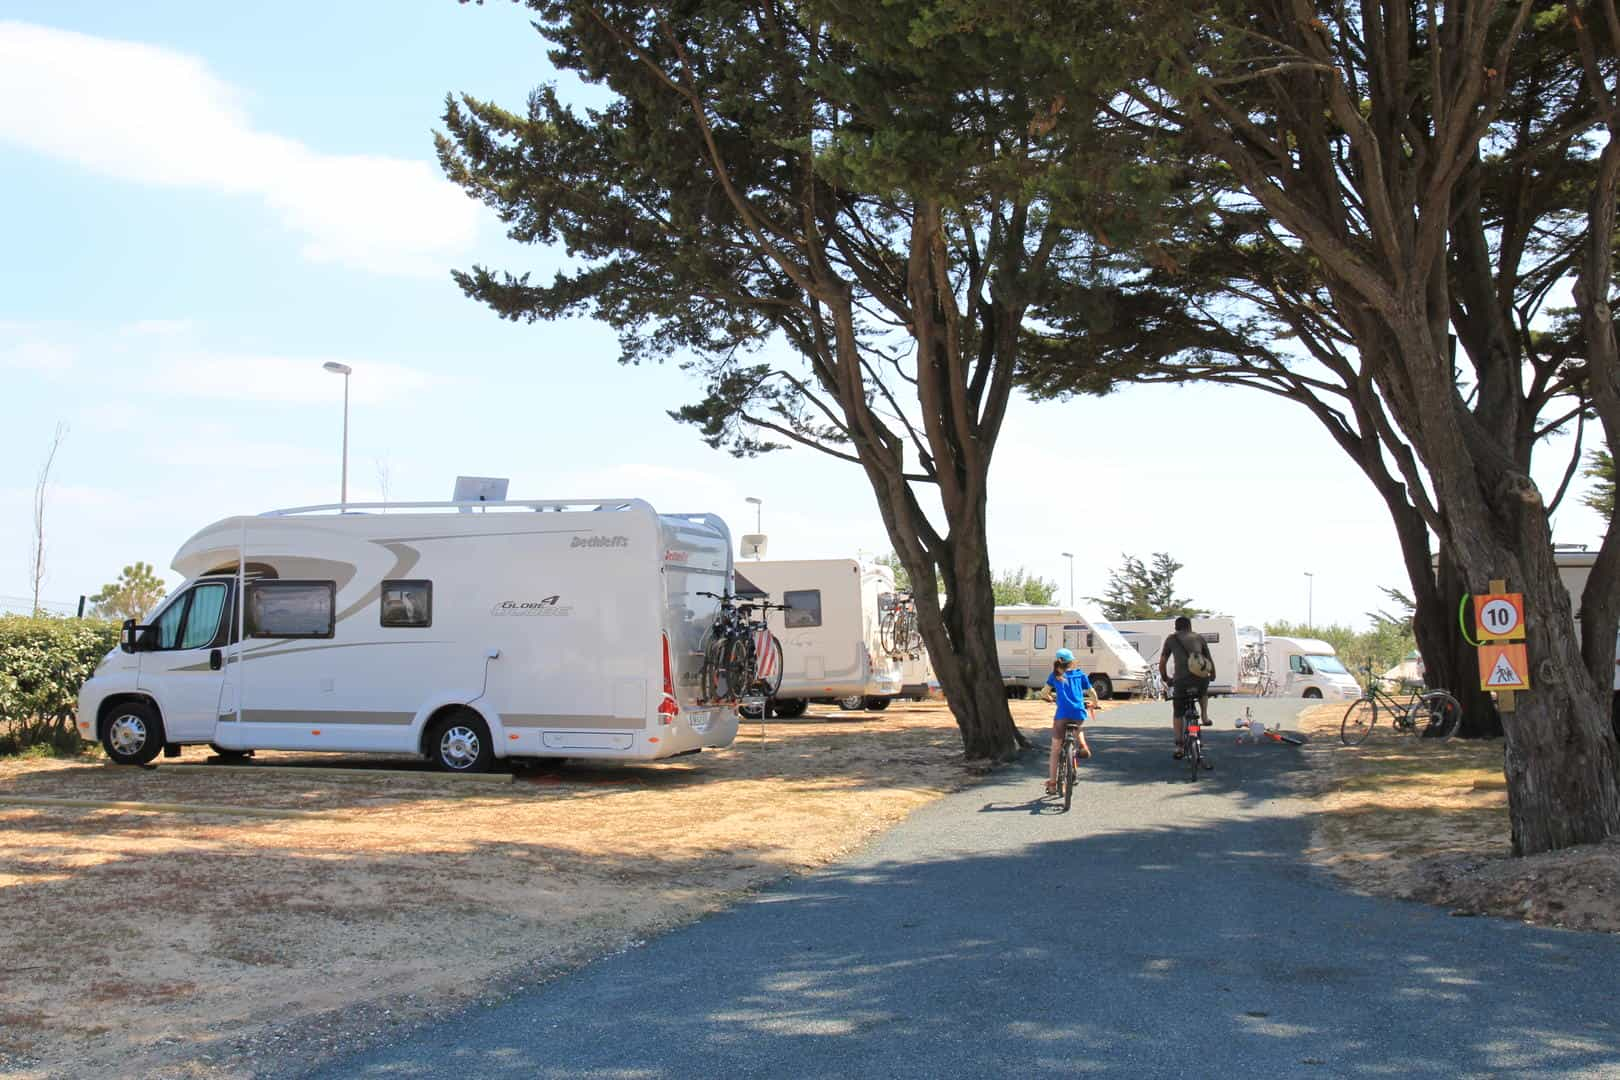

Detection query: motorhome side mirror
(120, 619), (137, 653)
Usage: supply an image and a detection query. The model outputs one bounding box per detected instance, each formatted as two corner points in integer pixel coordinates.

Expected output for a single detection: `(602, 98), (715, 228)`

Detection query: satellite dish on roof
(740, 533), (768, 560)
(453, 476), (509, 511)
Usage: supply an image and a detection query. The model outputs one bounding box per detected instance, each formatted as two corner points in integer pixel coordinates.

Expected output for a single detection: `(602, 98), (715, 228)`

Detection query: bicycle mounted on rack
(878, 591), (924, 661)
(695, 591), (786, 705)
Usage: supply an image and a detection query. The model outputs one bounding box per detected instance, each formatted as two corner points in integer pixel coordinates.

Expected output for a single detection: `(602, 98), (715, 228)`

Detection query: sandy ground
(0, 698), (1074, 1079)
(1297, 703), (1620, 934)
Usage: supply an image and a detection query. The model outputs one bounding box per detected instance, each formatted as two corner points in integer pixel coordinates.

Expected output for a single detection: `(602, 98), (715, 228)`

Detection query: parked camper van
(76, 499), (740, 772)
(994, 605), (1148, 699)
(1264, 636), (1362, 699)
(1114, 616), (1242, 696)
(742, 559), (902, 715)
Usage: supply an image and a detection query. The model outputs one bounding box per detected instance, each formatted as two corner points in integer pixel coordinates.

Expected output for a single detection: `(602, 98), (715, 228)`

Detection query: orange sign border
(1478, 642), (1531, 690)
(1474, 593), (1526, 642)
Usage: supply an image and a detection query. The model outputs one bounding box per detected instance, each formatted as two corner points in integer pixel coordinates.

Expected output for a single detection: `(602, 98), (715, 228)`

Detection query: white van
(76, 498), (740, 771)
(1114, 616), (1242, 696)
(741, 559), (902, 715)
(994, 605), (1148, 700)
(1264, 636), (1362, 699)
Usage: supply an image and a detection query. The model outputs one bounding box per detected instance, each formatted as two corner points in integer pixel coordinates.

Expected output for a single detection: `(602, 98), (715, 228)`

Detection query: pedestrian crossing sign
(1478, 643), (1531, 691)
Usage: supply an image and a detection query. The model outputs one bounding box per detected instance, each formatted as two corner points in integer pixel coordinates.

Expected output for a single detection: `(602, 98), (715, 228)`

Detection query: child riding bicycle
(1044, 648), (1098, 796)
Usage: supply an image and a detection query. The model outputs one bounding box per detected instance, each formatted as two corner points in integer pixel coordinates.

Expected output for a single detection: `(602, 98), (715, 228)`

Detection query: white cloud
(152, 352), (445, 405)
(0, 21), (482, 276)
(120, 319), (195, 337)
(0, 340), (75, 373)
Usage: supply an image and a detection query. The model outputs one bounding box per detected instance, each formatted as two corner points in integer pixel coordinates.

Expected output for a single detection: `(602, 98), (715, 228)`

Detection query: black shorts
(1171, 678), (1209, 717)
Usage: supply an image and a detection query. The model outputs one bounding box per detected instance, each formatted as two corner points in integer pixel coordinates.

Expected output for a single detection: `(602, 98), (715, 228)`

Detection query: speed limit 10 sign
(1475, 593), (1526, 641)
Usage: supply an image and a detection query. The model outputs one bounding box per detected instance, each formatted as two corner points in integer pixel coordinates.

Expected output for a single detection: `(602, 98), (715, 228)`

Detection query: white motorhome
(994, 605), (1148, 700)
(76, 499), (740, 772)
(740, 559), (902, 715)
(1264, 636), (1362, 700)
(1114, 616), (1242, 696)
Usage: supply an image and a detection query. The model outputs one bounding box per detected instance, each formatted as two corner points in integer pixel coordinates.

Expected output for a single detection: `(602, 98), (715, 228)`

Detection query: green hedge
(0, 615), (120, 755)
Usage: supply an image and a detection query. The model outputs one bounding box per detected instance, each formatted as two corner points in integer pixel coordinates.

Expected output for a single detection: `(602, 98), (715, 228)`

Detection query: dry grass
(0, 698), (1059, 1078)
(1298, 703), (1620, 933)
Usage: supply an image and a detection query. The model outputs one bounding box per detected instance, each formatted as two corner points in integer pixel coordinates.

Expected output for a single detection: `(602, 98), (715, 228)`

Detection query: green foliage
(1583, 448), (1614, 524)
(875, 553), (911, 593)
(1264, 620), (1416, 686)
(1092, 553), (1195, 620)
(0, 615), (119, 756)
(993, 568), (1060, 606)
(89, 561), (167, 621)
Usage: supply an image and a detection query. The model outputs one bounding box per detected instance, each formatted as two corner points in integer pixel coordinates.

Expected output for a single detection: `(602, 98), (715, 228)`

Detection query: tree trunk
(1433, 547), (1502, 738)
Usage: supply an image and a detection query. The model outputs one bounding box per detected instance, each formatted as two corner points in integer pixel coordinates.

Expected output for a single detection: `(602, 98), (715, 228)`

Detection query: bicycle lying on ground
(1339, 668), (1461, 745)
(696, 591), (786, 704)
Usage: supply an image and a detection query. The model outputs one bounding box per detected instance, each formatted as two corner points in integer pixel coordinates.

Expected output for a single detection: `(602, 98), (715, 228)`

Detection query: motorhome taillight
(659, 632), (680, 724)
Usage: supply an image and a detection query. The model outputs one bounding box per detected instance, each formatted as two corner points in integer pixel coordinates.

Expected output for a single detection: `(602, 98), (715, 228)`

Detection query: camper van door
(134, 579), (232, 742)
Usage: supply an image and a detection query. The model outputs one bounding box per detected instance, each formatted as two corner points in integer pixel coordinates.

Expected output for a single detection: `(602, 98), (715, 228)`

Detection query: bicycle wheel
(759, 633), (784, 697)
(1415, 691), (1462, 740)
(701, 635), (727, 702)
(1062, 737), (1076, 812)
(725, 636), (755, 701)
(1187, 734), (1200, 781)
(1340, 699), (1376, 745)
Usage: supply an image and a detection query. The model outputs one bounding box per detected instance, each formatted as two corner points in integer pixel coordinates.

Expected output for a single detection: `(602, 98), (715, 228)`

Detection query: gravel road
(306, 699), (1620, 1078)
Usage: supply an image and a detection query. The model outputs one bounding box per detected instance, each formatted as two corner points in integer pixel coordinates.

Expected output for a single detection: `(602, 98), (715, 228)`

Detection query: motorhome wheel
(863, 696), (892, 711)
(771, 698), (809, 719)
(429, 710), (494, 773)
(837, 694), (865, 711)
(1090, 674), (1113, 700)
(1302, 688), (1322, 700)
(101, 701), (165, 766)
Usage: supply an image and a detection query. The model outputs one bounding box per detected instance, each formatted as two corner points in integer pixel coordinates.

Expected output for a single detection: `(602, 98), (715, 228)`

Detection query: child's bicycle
(1053, 721), (1083, 811)
(1340, 666), (1462, 745)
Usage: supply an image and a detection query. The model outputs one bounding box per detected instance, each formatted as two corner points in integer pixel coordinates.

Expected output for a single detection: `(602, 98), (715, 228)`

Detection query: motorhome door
(134, 580), (232, 743)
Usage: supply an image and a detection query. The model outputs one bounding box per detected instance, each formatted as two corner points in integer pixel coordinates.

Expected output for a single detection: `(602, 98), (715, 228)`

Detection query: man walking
(1158, 616), (1214, 759)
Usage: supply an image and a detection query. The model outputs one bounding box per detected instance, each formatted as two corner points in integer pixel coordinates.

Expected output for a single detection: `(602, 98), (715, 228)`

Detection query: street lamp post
(1061, 552), (1075, 609)
(322, 362), (352, 508)
(1304, 571), (1314, 628)
(745, 496), (762, 534)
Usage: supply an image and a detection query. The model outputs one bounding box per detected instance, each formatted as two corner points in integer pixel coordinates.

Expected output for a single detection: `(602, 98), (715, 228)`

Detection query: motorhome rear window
(247, 581), (335, 638)
(784, 590), (822, 628)
(380, 580), (432, 628)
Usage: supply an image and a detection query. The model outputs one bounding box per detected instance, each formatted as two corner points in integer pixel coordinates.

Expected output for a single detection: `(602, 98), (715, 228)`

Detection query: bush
(0, 615), (120, 756)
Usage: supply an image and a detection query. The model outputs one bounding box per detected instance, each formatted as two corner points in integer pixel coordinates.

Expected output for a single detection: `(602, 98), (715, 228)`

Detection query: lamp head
(322, 362), (352, 375)
(745, 496), (762, 505)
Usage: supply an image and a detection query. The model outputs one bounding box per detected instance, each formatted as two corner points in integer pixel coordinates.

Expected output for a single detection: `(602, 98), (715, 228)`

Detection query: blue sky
(0, 6), (1606, 625)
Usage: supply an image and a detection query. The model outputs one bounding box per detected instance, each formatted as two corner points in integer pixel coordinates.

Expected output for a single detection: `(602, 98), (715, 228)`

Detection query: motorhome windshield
(1091, 621), (1131, 650)
(1307, 655), (1349, 675)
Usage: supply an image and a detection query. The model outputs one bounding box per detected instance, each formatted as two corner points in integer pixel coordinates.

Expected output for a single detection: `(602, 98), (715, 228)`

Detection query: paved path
(309, 700), (1620, 1078)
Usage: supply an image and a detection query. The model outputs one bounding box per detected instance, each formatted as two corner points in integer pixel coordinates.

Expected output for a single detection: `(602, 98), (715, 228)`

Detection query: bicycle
(1138, 667), (1166, 700)
(878, 592), (924, 660)
(1177, 689), (1212, 780)
(1053, 721), (1082, 811)
(696, 592), (786, 704)
(1339, 667), (1461, 745)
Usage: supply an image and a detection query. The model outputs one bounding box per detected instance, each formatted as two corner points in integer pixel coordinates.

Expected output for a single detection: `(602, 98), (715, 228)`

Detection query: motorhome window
(1290, 655), (1308, 674)
(148, 595), (187, 650)
(1034, 625), (1047, 650)
(380, 580), (432, 628)
(997, 623), (1022, 642)
(783, 590), (822, 628)
(179, 583), (228, 650)
(247, 581), (335, 638)
(1201, 632), (1221, 643)
(1309, 655), (1349, 675)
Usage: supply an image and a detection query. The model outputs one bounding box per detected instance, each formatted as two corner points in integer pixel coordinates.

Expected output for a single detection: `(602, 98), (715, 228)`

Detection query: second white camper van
(1115, 616), (1242, 696)
(994, 605), (1148, 699)
(1265, 636), (1362, 699)
(75, 498), (740, 772)
(743, 559), (902, 715)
